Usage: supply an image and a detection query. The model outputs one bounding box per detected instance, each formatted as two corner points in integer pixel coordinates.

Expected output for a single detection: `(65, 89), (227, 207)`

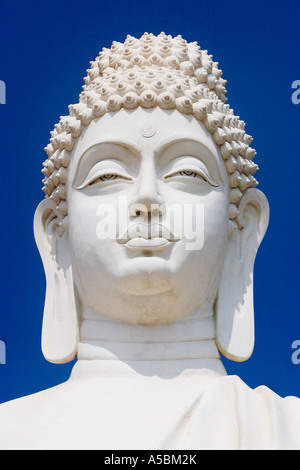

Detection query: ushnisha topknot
(42, 32), (258, 236)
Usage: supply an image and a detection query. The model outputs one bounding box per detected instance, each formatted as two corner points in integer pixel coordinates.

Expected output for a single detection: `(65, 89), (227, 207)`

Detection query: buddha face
(67, 107), (229, 324)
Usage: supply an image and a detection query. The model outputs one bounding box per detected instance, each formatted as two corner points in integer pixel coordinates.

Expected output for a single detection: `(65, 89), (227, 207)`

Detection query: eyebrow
(79, 138), (142, 159)
(154, 135), (217, 156)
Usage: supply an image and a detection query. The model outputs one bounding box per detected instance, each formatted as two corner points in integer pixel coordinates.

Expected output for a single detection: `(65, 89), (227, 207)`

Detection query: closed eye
(163, 168), (219, 187)
(93, 173), (126, 183)
(179, 170), (200, 178)
(76, 170), (133, 189)
(99, 174), (118, 181)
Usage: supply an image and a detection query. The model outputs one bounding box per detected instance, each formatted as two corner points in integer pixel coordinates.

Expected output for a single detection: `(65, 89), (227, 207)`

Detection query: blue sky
(0, 0), (299, 404)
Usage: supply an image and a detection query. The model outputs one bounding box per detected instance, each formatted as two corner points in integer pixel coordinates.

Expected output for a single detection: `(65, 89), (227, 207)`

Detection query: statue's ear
(215, 189), (270, 362)
(34, 199), (79, 364)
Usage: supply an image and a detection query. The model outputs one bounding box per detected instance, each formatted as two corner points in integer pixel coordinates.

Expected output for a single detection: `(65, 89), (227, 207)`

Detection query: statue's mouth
(117, 223), (181, 250)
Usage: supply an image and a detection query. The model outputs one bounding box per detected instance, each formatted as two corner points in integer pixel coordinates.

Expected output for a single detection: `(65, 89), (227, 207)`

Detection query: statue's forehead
(70, 108), (222, 167)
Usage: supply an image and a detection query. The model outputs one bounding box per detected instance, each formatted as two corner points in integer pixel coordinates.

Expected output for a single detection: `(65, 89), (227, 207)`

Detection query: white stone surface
(1, 360), (300, 450)
(0, 33), (299, 450)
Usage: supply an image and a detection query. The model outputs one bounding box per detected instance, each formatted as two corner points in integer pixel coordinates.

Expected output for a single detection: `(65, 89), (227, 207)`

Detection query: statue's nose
(129, 164), (164, 220)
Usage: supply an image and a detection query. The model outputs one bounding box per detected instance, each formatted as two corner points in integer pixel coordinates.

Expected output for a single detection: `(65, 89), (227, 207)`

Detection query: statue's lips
(117, 223), (180, 250)
(124, 237), (173, 250)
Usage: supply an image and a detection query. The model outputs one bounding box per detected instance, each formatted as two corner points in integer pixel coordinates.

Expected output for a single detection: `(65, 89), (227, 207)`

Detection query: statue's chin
(83, 272), (190, 325)
(104, 255), (177, 296)
(116, 271), (174, 297)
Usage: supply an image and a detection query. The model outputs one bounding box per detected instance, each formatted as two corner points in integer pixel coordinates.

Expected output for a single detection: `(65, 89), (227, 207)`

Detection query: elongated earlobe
(34, 199), (79, 364)
(215, 189), (270, 362)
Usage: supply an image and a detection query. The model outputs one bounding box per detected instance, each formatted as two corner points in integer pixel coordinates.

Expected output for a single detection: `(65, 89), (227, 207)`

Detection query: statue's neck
(76, 307), (227, 377)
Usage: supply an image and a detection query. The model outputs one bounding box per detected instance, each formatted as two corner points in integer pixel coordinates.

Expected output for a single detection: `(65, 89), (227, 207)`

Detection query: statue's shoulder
(186, 374), (300, 450)
(217, 374), (300, 425)
(0, 382), (70, 450)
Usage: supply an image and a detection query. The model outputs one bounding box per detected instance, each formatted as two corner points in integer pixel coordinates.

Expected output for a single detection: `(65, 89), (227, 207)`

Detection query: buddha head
(34, 33), (269, 365)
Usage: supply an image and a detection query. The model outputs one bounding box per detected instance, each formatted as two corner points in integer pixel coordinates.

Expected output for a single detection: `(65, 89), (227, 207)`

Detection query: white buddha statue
(1, 32), (300, 450)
